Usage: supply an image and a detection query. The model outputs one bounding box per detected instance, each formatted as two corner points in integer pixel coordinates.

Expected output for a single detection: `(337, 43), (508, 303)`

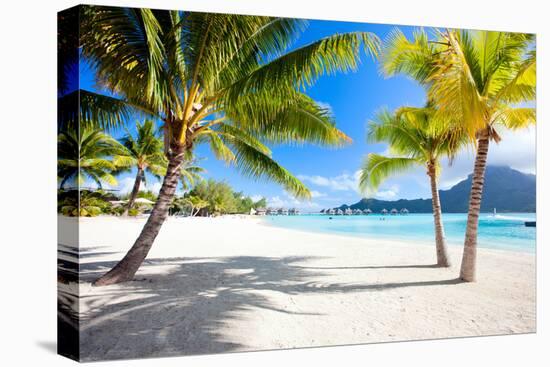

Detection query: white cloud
(115, 177), (136, 194)
(113, 177), (164, 195)
(375, 185), (400, 200)
(250, 195), (264, 202)
(310, 190), (326, 198)
(438, 126), (536, 189)
(267, 191), (321, 211)
(146, 181), (162, 194)
(316, 101), (333, 114)
(297, 171), (361, 192)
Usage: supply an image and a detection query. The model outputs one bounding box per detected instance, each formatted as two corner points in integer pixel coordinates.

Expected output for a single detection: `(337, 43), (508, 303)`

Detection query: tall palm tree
(427, 30), (536, 281)
(114, 120), (166, 214)
(78, 6), (380, 285)
(359, 106), (467, 267)
(381, 29), (536, 281)
(58, 127), (124, 189)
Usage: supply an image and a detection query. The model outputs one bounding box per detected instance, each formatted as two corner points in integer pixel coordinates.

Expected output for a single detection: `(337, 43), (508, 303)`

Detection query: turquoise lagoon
(263, 213), (536, 253)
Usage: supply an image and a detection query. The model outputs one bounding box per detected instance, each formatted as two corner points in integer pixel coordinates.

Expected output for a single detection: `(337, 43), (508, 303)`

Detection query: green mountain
(336, 166), (535, 213)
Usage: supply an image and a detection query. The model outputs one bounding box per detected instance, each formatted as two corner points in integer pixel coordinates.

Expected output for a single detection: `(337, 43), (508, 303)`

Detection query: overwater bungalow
(266, 208), (276, 215)
(364, 209), (372, 215)
(336, 209), (344, 215)
(400, 208), (409, 215)
(255, 208), (267, 216)
(381, 208), (388, 215)
(320, 209), (326, 214)
(327, 208), (336, 215)
(390, 208), (398, 215)
(353, 209), (362, 215)
(344, 208), (353, 215)
(289, 208), (299, 215)
(278, 208), (289, 215)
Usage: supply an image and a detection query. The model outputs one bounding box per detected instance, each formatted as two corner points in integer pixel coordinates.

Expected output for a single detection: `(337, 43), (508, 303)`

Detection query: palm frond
(359, 154), (419, 194)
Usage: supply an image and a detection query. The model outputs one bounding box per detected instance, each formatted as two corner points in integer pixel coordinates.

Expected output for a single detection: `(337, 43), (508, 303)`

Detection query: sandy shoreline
(58, 215), (536, 361)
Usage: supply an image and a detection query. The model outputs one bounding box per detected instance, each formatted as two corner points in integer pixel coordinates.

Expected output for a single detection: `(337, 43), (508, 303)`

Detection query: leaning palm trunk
(428, 162), (450, 267)
(94, 151), (186, 286)
(459, 129), (491, 282)
(123, 168), (143, 215)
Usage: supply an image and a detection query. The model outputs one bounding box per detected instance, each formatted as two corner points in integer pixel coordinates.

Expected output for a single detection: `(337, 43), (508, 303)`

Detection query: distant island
(335, 166), (535, 213)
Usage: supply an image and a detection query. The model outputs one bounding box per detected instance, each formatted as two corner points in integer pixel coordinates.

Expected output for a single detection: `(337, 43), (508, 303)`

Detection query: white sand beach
(58, 215), (535, 361)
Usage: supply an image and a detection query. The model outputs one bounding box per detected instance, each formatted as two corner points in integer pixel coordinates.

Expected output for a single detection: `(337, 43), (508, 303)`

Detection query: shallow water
(263, 213), (536, 253)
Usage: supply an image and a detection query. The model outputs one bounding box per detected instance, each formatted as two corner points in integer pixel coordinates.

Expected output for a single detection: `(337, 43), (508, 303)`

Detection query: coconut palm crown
(77, 7), (381, 285)
(114, 120), (166, 212)
(58, 126), (125, 190)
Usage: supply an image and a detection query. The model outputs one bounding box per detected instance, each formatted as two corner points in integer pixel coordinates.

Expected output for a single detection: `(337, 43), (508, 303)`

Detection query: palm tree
(359, 106), (467, 267)
(381, 29), (536, 281)
(178, 154), (205, 191)
(114, 120), (166, 214)
(78, 7), (380, 285)
(427, 30), (536, 281)
(58, 127), (124, 189)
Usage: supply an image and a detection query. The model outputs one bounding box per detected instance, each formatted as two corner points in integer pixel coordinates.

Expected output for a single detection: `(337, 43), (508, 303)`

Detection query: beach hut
(365, 209), (372, 215)
(344, 208), (353, 215)
(381, 208), (388, 215)
(250, 207), (257, 215)
(336, 209), (344, 215)
(328, 208), (336, 215)
(400, 208), (409, 215)
(390, 208), (398, 215)
(289, 208), (300, 215)
(278, 208), (289, 215)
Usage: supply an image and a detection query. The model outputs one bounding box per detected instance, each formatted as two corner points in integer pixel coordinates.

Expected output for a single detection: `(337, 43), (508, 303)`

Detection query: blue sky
(78, 19), (536, 211)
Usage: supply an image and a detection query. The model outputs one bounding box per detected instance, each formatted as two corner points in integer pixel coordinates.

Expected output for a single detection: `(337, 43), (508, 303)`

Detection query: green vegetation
(381, 29), (536, 281)
(183, 179), (266, 216)
(58, 190), (116, 217)
(58, 127), (125, 189)
(359, 106), (468, 266)
(77, 7), (380, 285)
(113, 120), (166, 213)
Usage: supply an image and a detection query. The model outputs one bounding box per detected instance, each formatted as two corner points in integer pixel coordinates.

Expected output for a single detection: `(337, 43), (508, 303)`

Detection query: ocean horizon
(262, 213), (536, 253)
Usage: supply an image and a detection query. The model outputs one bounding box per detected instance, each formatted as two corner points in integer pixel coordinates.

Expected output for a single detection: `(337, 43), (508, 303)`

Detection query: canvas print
(57, 4), (536, 362)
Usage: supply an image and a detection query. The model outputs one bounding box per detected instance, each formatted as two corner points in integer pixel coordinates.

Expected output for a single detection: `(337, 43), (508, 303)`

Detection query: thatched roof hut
(381, 208), (388, 215)
(336, 209), (344, 215)
(344, 208), (353, 215)
(390, 208), (398, 215)
(289, 208), (299, 215)
(400, 208), (409, 214)
(365, 209), (372, 214)
(328, 208), (336, 215)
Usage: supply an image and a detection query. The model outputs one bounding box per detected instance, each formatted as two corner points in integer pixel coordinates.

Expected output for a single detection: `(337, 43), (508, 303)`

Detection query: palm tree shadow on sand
(73, 255), (461, 361)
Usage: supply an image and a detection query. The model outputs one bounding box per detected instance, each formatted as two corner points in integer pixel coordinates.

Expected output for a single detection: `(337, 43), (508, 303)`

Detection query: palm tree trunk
(94, 151), (186, 286)
(428, 162), (450, 267)
(459, 129), (491, 282)
(123, 168), (143, 215)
